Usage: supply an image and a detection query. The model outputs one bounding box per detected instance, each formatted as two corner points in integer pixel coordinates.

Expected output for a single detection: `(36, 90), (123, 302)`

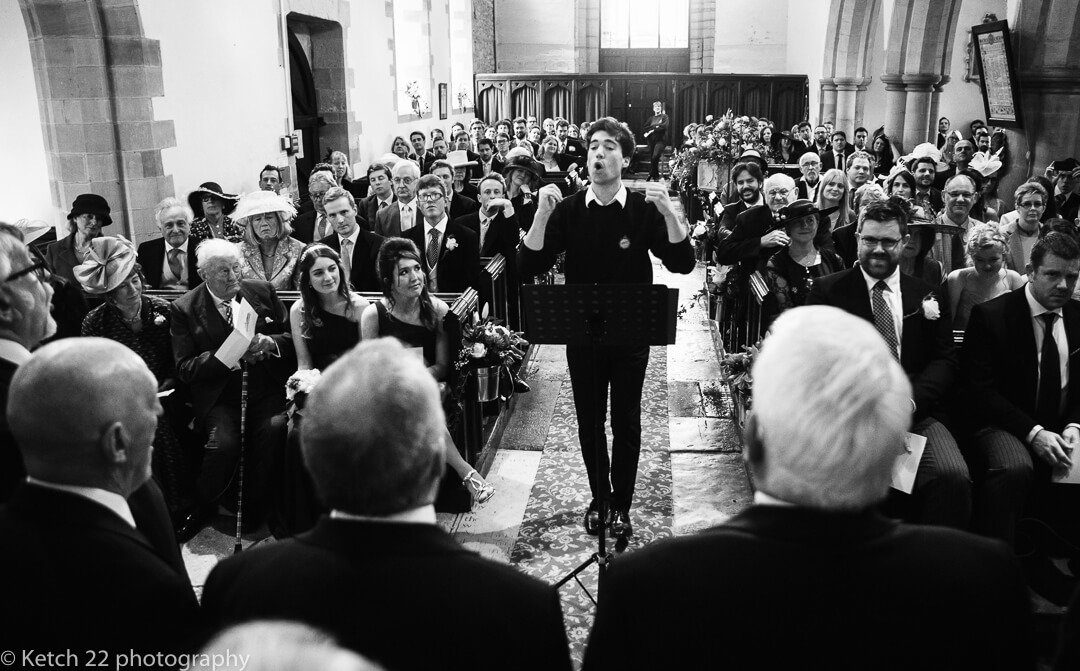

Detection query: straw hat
(231, 190), (298, 222)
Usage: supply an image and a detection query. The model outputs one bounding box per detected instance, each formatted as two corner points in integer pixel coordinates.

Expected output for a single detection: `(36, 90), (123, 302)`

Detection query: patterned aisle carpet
(510, 347), (673, 667)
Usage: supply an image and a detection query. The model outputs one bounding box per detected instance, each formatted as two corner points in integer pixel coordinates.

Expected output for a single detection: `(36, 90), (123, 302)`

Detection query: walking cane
(233, 360), (248, 555)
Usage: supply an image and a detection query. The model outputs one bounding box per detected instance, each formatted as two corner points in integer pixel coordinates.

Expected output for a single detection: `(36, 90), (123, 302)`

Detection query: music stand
(521, 283), (678, 602)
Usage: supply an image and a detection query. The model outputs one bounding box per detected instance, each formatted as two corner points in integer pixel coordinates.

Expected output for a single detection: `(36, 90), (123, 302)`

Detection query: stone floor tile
(671, 452), (753, 536)
(668, 416), (741, 453)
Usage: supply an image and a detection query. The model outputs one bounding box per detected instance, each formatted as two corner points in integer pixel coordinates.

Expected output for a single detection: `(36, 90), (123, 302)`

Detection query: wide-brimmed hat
(187, 182), (239, 219)
(738, 148), (768, 172)
(447, 150), (478, 168)
(13, 218), (53, 245)
(73, 235), (137, 295)
(67, 193), (112, 227)
(776, 199), (838, 224)
(502, 154), (545, 184)
(231, 190), (298, 222)
(902, 143), (948, 172)
(1050, 158), (1080, 174)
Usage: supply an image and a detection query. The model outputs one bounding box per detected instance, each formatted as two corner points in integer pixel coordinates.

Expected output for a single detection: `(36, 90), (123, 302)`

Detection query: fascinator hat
(901, 143), (948, 172)
(231, 190), (298, 222)
(970, 149), (1004, 178)
(73, 235), (137, 295)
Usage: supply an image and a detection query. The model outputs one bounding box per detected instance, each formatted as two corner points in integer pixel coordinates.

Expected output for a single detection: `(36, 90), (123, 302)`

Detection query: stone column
(927, 74), (949, 142)
(819, 78), (837, 126)
(833, 77), (869, 136)
(881, 74), (908, 153)
(854, 79), (871, 131)
(901, 73), (940, 154)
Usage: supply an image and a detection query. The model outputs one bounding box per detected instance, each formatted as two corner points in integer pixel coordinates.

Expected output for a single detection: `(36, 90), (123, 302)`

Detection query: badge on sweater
(618, 236), (630, 250)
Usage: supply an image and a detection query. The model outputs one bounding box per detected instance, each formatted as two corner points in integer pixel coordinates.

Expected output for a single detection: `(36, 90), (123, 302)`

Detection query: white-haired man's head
(391, 160), (421, 204)
(747, 305), (912, 510)
(763, 173), (797, 213)
(301, 338), (446, 516)
(196, 239), (242, 299)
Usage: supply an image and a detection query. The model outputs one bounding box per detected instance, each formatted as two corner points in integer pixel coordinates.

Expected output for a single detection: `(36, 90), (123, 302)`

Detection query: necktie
(378, 200), (388, 210)
(480, 218), (490, 250)
(317, 215), (328, 240)
(402, 205), (413, 231)
(872, 281), (899, 361)
(426, 228), (441, 269)
(167, 247), (183, 281)
(221, 300), (233, 326)
(837, 153), (845, 171)
(340, 238), (353, 281)
(1036, 313), (1061, 425)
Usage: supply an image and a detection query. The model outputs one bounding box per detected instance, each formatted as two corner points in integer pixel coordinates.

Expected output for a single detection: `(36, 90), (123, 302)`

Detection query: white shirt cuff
(1027, 425), (1044, 445)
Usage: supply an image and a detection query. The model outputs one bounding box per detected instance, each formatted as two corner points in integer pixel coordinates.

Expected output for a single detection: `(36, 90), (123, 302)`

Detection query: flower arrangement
(720, 340), (761, 410)
(455, 315), (529, 371)
(285, 368), (322, 413)
(404, 80), (429, 117)
(456, 86), (472, 110)
(670, 110), (773, 187)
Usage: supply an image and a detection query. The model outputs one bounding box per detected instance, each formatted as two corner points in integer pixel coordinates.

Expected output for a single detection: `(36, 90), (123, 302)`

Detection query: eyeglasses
(1018, 201), (1045, 209)
(766, 189), (791, 197)
(310, 191), (329, 201)
(416, 192), (445, 203)
(392, 177), (416, 185)
(3, 261), (49, 284)
(858, 236), (903, 250)
(945, 190), (975, 199)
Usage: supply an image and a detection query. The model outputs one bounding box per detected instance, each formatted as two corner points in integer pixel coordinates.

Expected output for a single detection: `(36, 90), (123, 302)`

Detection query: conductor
(643, 100), (669, 182)
(518, 117), (695, 538)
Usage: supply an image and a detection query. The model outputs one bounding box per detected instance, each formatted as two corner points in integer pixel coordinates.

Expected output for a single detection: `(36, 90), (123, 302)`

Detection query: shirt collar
(0, 338), (31, 366)
(858, 263), (901, 294)
(400, 199), (415, 213)
(339, 226), (360, 246)
(26, 476), (136, 527)
(585, 184), (628, 208)
(378, 195), (394, 207)
(205, 284), (234, 306)
(425, 215), (449, 235)
(168, 239), (189, 253)
(1026, 283), (1064, 319)
(330, 504), (436, 525)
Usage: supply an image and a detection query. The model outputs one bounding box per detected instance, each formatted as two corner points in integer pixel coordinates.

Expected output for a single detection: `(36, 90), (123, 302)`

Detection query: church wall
(494, 0), (577, 72)
(786, 0), (829, 126)
(0, 2), (55, 227)
(712, 0), (789, 75)
(938, 0), (1006, 135)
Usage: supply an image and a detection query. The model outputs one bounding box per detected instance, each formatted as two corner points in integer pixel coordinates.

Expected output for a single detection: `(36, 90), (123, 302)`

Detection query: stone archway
(18, 0), (176, 241)
(820, 0), (881, 131)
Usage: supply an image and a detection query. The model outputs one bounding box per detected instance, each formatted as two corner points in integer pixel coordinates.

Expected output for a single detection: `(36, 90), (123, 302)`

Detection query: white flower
(921, 296), (941, 320)
(153, 314), (166, 327)
(470, 342), (487, 359)
(445, 237), (458, 251)
(285, 369), (322, 401)
(692, 224), (707, 238)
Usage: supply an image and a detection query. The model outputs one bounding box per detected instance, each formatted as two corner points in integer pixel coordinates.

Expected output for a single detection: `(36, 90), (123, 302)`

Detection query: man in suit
(853, 126), (869, 152)
(931, 174), (984, 275)
(963, 233), (1080, 552)
(584, 306), (1033, 671)
(0, 338), (202, 656)
(1051, 159), (1080, 222)
(555, 118), (586, 161)
(934, 139), (974, 190)
(293, 169), (338, 244)
(357, 163), (395, 225)
(846, 151), (874, 205)
(431, 159), (480, 221)
(319, 186), (383, 292)
(375, 160), (423, 237)
(911, 155), (945, 217)
(715, 173), (796, 276)
(258, 164), (282, 193)
(137, 196), (201, 290)
(405, 175), (479, 293)
(809, 124), (831, 158)
(807, 199), (969, 528)
(202, 338), (571, 671)
(642, 100), (669, 182)
(476, 137), (505, 177)
(821, 131), (855, 173)
(409, 130), (435, 174)
(451, 131), (484, 181)
(455, 173), (521, 326)
(796, 152), (822, 201)
(170, 240), (293, 541)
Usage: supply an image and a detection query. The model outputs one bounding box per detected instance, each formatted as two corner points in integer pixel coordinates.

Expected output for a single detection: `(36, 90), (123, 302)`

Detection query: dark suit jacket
(44, 233), (81, 286)
(136, 238), (201, 290)
(962, 289), (1080, 439)
(455, 210), (519, 264)
(0, 357), (21, 502)
(318, 229), (384, 292)
(358, 193), (394, 226)
(821, 147), (855, 172)
(806, 267), (957, 421)
(583, 505), (1034, 671)
(714, 204), (780, 275)
(831, 222), (859, 268)
(796, 178), (820, 201)
(374, 201), (424, 238)
(717, 199), (754, 233)
(293, 211), (370, 245)
(448, 192), (480, 221)
(202, 518), (571, 671)
(0, 484), (202, 654)
(1059, 192), (1080, 223)
(404, 218), (480, 293)
(170, 280), (293, 426)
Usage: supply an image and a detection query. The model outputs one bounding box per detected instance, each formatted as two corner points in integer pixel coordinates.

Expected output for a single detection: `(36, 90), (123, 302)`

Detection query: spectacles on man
(766, 188), (791, 198)
(310, 191), (329, 201)
(3, 261), (50, 284)
(945, 190), (975, 199)
(392, 177), (417, 186)
(858, 235), (902, 251)
(416, 192), (445, 203)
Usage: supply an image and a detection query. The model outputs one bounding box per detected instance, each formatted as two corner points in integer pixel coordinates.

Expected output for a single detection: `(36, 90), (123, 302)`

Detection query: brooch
(618, 236), (631, 250)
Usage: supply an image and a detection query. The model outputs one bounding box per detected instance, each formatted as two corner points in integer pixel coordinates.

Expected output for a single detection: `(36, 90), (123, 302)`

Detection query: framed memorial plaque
(971, 20), (1023, 128)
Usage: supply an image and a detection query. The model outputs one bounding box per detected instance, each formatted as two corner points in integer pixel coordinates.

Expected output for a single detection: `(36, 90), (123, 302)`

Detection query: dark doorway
(288, 26), (321, 200)
(608, 78), (670, 140)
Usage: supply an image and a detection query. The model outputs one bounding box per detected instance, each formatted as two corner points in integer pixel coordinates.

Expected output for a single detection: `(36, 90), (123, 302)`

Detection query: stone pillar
(881, 74), (908, 153)
(819, 78), (837, 127)
(901, 73), (939, 155)
(833, 77), (869, 136)
(927, 75), (949, 142)
(854, 79), (871, 131)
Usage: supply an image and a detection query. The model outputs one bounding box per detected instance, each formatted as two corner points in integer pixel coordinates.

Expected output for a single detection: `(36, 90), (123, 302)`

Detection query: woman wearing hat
(75, 236), (193, 520)
(188, 182), (243, 245)
(503, 151), (545, 233)
(761, 199), (845, 330)
(233, 191), (304, 291)
(45, 193), (111, 288)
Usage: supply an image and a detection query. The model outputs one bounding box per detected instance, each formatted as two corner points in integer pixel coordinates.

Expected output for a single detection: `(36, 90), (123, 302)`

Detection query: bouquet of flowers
(455, 316), (530, 371)
(285, 368), (322, 414)
(404, 80), (429, 117)
(720, 341), (761, 409)
(670, 110), (773, 186)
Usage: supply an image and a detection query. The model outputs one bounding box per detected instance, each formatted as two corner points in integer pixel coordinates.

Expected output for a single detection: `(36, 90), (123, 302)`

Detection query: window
(393, 0), (432, 117)
(601, 0), (689, 49)
(448, 0), (473, 111)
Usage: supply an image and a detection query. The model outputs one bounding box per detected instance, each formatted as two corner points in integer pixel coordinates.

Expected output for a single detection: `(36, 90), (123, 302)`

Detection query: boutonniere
(445, 236), (458, 252)
(902, 293), (940, 320)
(152, 313), (167, 327)
(264, 316), (274, 324)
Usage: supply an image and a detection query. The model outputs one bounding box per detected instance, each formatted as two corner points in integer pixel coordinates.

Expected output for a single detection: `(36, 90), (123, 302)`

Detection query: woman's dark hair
(779, 131), (793, 147)
(377, 237), (437, 331)
(297, 243), (351, 338)
(886, 170), (917, 196)
(585, 117), (636, 158)
(872, 135), (895, 171)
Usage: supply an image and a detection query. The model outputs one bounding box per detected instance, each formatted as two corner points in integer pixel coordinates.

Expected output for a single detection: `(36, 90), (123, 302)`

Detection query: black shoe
(513, 377), (531, 393)
(584, 501), (603, 536)
(175, 504), (215, 544)
(611, 509), (633, 538)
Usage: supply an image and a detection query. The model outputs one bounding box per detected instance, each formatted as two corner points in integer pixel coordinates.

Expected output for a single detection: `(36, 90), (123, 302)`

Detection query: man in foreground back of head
(201, 338), (571, 671)
(0, 338), (200, 654)
(584, 306), (1033, 671)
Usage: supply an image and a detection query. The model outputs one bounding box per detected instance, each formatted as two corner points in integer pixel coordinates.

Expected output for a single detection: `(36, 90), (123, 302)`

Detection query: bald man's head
(9, 338), (160, 496)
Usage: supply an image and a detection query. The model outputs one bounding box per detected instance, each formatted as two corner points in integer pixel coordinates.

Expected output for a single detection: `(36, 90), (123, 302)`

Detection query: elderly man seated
(137, 196), (201, 290)
(201, 338), (571, 671)
(0, 338), (201, 655)
(170, 239), (293, 541)
(715, 173), (798, 277)
(584, 306), (1033, 670)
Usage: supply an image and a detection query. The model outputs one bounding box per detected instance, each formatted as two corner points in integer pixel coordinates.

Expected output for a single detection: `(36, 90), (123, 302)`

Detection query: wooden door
(618, 78), (670, 143)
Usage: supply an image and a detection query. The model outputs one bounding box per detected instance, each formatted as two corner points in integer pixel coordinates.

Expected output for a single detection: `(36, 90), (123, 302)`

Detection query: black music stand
(521, 283), (678, 603)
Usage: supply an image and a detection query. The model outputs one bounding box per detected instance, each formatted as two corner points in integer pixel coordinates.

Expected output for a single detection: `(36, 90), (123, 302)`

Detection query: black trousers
(647, 141), (666, 180)
(566, 344), (650, 511)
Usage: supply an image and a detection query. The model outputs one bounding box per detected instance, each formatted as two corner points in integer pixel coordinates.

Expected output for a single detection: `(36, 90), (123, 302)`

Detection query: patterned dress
(81, 295), (193, 516)
(762, 247), (845, 330)
(236, 237), (305, 291)
(190, 215), (243, 245)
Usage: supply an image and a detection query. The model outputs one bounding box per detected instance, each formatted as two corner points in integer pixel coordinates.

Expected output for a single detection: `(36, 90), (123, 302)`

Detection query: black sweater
(517, 189), (695, 284)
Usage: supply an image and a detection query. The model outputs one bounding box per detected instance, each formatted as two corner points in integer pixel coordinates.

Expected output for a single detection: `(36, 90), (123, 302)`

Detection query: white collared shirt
(161, 239), (189, 287)
(205, 285), (234, 323)
(859, 264), (903, 358)
(1025, 284), (1071, 445)
(0, 338), (31, 366)
(399, 199), (417, 232)
(425, 215), (449, 290)
(338, 225), (360, 250)
(26, 476), (136, 527)
(330, 504), (436, 524)
(585, 184), (628, 208)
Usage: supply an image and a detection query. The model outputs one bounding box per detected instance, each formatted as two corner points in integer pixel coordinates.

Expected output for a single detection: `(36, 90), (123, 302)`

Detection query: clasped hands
(241, 334), (276, 365)
(1032, 427), (1080, 471)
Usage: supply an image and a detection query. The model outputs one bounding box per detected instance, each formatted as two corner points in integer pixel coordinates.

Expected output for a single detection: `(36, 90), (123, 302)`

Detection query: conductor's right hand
(760, 229), (790, 248)
(536, 184), (564, 218)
